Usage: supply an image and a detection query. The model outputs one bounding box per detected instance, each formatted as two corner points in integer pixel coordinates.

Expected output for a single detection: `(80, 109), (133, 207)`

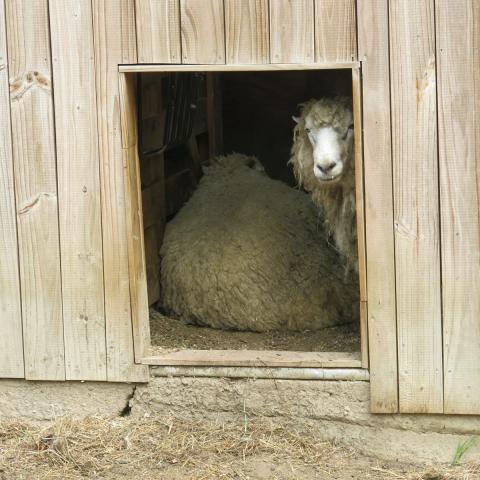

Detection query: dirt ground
(0, 415), (478, 480)
(150, 309), (360, 353)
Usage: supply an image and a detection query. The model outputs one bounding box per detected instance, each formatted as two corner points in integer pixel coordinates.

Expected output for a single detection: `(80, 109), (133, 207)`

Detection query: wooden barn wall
(389, 0), (443, 414)
(0, 0), (24, 379)
(0, 0), (357, 382)
(91, 0), (149, 382)
(0, 0), (479, 417)
(436, 0), (480, 415)
(135, 0), (358, 64)
(357, 0), (398, 414)
(361, 0), (480, 414)
(0, 0), (149, 382)
(49, 0), (108, 381)
(5, 0), (64, 381)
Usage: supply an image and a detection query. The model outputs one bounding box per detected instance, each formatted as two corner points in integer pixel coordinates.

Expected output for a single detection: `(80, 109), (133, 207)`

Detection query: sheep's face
(299, 100), (354, 184)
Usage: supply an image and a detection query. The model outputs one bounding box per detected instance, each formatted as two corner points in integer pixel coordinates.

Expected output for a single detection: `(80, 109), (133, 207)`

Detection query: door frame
(118, 62), (368, 370)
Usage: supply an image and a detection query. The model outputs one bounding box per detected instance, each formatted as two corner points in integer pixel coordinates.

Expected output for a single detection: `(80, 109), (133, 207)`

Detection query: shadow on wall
(222, 69), (352, 186)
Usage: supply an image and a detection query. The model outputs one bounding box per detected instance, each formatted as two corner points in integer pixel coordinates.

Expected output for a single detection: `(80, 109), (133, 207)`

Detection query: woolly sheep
(290, 97), (358, 271)
(160, 153), (359, 332)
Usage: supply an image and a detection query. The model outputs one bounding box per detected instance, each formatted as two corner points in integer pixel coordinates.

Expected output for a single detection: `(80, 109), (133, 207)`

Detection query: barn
(1, 0), (479, 451)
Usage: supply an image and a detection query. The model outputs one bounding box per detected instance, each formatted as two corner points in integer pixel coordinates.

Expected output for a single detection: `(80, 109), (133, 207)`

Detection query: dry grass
(0, 416), (479, 480)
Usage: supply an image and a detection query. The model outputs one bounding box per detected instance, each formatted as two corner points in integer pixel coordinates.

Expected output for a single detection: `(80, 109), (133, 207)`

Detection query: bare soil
(150, 309), (360, 353)
(1, 415), (477, 480)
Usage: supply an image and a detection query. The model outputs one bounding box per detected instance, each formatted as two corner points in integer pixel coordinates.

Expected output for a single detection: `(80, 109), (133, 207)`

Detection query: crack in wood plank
(17, 192), (56, 215)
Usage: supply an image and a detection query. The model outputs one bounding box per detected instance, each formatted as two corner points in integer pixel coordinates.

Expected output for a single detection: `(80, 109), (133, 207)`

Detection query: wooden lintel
(119, 62), (361, 74)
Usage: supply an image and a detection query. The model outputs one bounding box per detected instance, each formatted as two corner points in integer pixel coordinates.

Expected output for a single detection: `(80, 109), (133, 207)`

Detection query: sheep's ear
(292, 116), (299, 124)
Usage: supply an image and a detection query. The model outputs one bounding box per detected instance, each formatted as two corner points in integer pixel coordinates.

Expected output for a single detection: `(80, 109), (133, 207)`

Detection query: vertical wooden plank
(351, 67), (368, 369)
(135, 0), (181, 63)
(92, 0), (149, 382)
(314, 0), (357, 63)
(0, 0), (24, 379)
(49, 0), (106, 381)
(389, 0), (442, 413)
(437, 0), (480, 414)
(269, 0), (314, 64)
(119, 73), (151, 362)
(180, 0), (225, 64)
(357, 0), (398, 413)
(5, 0), (64, 380)
(120, 0), (137, 64)
(224, 0), (269, 64)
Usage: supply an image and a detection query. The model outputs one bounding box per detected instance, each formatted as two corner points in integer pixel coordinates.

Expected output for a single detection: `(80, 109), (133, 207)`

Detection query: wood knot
(394, 219), (420, 241)
(35, 72), (50, 88)
(18, 192), (56, 215)
(10, 71), (51, 100)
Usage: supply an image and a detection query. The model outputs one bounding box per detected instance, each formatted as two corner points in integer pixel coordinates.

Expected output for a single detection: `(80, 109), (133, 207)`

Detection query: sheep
(289, 97), (358, 272)
(160, 153), (359, 332)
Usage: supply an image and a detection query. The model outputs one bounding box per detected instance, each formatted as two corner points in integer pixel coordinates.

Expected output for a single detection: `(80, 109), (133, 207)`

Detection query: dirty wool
(160, 153), (358, 332)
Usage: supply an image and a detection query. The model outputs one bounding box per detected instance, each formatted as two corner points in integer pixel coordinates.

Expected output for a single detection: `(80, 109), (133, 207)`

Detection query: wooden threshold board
(141, 350), (361, 368)
(119, 62), (360, 73)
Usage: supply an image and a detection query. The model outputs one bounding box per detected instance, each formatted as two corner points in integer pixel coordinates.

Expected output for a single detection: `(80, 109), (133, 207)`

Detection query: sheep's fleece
(160, 153), (359, 332)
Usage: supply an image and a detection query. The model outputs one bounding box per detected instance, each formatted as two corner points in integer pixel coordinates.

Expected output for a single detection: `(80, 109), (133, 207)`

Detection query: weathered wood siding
(358, 0), (398, 413)
(225, 0), (269, 64)
(136, 0), (357, 65)
(0, 0), (356, 383)
(314, 0), (357, 63)
(389, 0), (443, 414)
(119, 72), (151, 364)
(0, 0), (149, 382)
(135, 0), (181, 63)
(92, 0), (149, 382)
(0, 0), (24, 379)
(180, 0), (226, 64)
(5, 0), (64, 381)
(49, 0), (107, 381)
(0, 0), (479, 417)
(269, 0), (315, 63)
(362, 0), (480, 415)
(437, 0), (480, 414)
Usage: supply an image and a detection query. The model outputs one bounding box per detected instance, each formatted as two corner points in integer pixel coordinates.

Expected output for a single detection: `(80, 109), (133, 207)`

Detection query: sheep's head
(293, 97), (354, 185)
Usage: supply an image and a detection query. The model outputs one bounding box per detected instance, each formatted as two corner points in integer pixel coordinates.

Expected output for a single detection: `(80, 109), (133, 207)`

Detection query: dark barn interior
(136, 69), (360, 355)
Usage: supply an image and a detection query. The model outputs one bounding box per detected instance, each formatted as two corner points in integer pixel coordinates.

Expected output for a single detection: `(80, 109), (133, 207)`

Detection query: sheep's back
(160, 154), (359, 332)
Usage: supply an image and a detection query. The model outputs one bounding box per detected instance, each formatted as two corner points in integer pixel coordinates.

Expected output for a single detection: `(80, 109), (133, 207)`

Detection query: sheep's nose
(316, 162), (336, 174)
